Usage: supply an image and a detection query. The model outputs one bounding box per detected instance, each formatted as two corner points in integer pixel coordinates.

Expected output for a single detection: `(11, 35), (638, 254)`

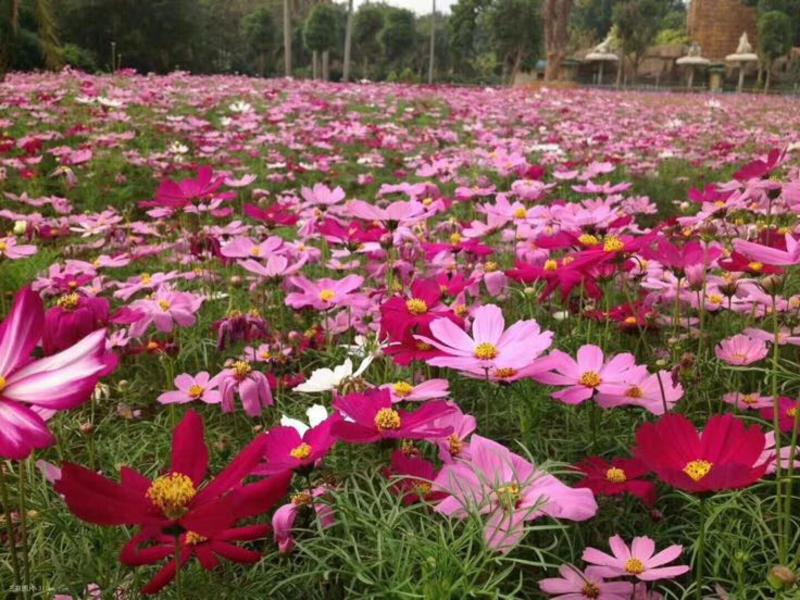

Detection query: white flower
(293, 356), (372, 393)
(168, 141), (189, 155)
(228, 100), (254, 114)
(13, 220), (27, 235)
(280, 404), (328, 436)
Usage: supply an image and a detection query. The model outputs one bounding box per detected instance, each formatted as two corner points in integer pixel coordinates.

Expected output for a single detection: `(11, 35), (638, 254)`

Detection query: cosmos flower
(714, 334), (769, 366)
(538, 564), (633, 599)
(285, 274), (365, 310)
(575, 456), (656, 507)
(0, 236), (37, 260)
(157, 372), (221, 405)
(582, 535), (689, 581)
(272, 486), (336, 554)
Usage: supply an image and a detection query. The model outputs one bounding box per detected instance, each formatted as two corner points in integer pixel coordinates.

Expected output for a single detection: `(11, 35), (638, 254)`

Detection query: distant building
(688, 0), (758, 61)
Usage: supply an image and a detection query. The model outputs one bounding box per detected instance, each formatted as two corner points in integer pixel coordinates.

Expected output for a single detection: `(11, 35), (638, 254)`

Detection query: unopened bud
(13, 220), (27, 235)
(768, 565), (797, 590)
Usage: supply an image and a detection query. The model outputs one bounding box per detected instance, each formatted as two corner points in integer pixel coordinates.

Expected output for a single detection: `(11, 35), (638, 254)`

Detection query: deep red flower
(254, 414), (341, 475)
(380, 278), (458, 340)
(506, 258), (601, 301)
(734, 148), (785, 181)
(759, 397), (800, 434)
(575, 456), (656, 507)
(720, 251), (783, 276)
(634, 413), (767, 493)
(332, 389), (455, 444)
(383, 450), (447, 505)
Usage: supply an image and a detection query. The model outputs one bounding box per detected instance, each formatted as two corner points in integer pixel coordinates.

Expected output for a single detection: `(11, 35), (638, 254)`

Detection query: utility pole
(343, 0), (354, 82)
(283, 0), (292, 76)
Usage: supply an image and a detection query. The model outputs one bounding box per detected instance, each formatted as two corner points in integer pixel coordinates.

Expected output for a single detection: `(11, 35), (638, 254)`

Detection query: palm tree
(0, 0), (62, 82)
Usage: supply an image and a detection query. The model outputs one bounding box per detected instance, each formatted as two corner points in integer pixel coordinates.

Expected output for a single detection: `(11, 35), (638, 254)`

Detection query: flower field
(2, 70), (800, 599)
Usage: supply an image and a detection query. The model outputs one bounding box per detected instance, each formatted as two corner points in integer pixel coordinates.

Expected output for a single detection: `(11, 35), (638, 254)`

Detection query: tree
(571, 0), (614, 41)
(353, 4), (383, 78)
(1, 0), (62, 81)
(448, 0), (492, 80)
(612, 0), (668, 85)
(304, 3), (338, 80)
(342, 0), (354, 81)
(243, 7), (277, 76)
(283, 0), (291, 76)
(486, 0), (541, 85)
(541, 0), (572, 81)
(380, 8), (415, 70)
(758, 10), (793, 91)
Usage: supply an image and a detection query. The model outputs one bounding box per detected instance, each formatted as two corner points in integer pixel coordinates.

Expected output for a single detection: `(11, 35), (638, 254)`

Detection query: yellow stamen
(496, 483), (521, 508)
(57, 293), (80, 310)
(140, 273), (152, 285)
(579, 234), (600, 247)
(603, 236), (625, 252)
(448, 434), (464, 457)
(582, 582), (601, 599)
(623, 316), (638, 325)
(544, 259), (558, 271)
(0, 241), (7, 252)
(494, 367), (517, 379)
(232, 360), (252, 381)
(405, 298), (428, 315)
(319, 289), (336, 302)
(474, 342), (499, 360)
(449, 232), (463, 245)
(188, 385), (204, 399)
(416, 341), (432, 351)
(393, 381), (414, 397)
(290, 443), (313, 460)
(513, 208), (527, 219)
(580, 371), (602, 388)
(625, 558), (646, 575)
(250, 247), (262, 257)
(748, 261), (763, 272)
(683, 459), (713, 482)
(0, 375), (6, 393)
(374, 408), (401, 431)
(158, 300), (171, 311)
(625, 386), (643, 398)
(184, 531), (207, 545)
(146, 473), (197, 519)
(291, 491), (312, 506)
(484, 261), (498, 272)
(605, 467), (627, 483)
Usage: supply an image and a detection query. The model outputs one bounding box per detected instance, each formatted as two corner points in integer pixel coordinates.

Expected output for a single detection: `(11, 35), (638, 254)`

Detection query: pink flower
(595, 370), (683, 415)
(0, 288), (114, 459)
(301, 183), (345, 206)
(431, 403), (477, 463)
(434, 435), (597, 553)
(733, 233), (800, 267)
(285, 274), (365, 310)
(332, 389), (455, 444)
(272, 486), (335, 553)
(217, 361), (273, 417)
(382, 378), (450, 403)
(157, 372), (221, 405)
(721, 391), (772, 410)
(539, 564), (633, 599)
(128, 286), (203, 336)
(532, 345), (647, 405)
(0, 237), (37, 260)
(582, 535), (689, 581)
(221, 236), (283, 259)
(238, 254), (306, 280)
(347, 199), (427, 224)
(415, 304), (553, 374)
(714, 334), (769, 366)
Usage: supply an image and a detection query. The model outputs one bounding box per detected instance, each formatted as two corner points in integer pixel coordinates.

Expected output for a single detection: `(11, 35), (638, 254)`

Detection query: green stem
(0, 464), (24, 599)
(18, 459), (30, 594)
(174, 533), (182, 599)
(696, 496), (707, 600)
(770, 293), (785, 563)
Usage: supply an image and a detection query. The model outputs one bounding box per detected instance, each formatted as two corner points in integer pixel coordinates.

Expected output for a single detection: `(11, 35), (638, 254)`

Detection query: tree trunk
(312, 50), (319, 79)
(258, 52), (265, 77)
(765, 61), (771, 93)
(509, 48), (524, 86)
(542, 0), (573, 82)
(616, 55), (624, 88)
(322, 50), (330, 81)
(362, 57), (368, 80)
(282, 0), (292, 76)
(342, 0), (354, 82)
(428, 0), (436, 84)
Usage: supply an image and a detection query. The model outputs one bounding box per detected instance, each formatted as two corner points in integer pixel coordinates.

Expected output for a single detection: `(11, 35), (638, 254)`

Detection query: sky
(354, 0), (458, 15)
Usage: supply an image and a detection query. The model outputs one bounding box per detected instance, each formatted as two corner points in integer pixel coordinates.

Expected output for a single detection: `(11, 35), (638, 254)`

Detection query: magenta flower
(539, 564), (633, 599)
(415, 304), (553, 375)
(43, 293), (111, 355)
(272, 486), (336, 554)
(332, 389), (455, 444)
(434, 435), (597, 553)
(254, 408), (340, 475)
(285, 275), (365, 311)
(0, 288), (113, 459)
(532, 345), (647, 405)
(582, 535), (689, 581)
(157, 372), (221, 405)
(733, 233), (800, 267)
(217, 361), (273, 417)
(0, 237), (37, 260)
(714, 334), (769, 366)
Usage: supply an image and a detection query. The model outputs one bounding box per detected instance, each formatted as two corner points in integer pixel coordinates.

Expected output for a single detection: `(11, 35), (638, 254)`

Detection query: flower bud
(13, 220), (27, 235)
(768, 565), (797, 590)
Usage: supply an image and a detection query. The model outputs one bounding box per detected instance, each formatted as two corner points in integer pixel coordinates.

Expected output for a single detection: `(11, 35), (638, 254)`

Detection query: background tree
(1, 0), (62, 81)
(758, 10), (794, 91)
(448, 0), (492, 79)
(353, 4), (384, 79)
(486, 0), (541, 84)
(541, 0), (572, 81)
(571, 0), (614, 41)
(380, 7), (416, 73)
(612, 0), (668, 85)
(243, 7), (277, 76)
(304, 3), (339, 80)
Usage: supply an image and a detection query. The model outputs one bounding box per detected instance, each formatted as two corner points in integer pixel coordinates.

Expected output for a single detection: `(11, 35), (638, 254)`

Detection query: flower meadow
(2, 70), (800, 599)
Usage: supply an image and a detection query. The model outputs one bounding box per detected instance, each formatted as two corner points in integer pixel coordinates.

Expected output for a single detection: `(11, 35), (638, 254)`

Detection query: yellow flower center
(580, 371), (602, 388)
(788, 407), (798, 418)
(184, 531), (207, 545)
(683, 459), (713, 482)
(484, 261), (498, 272)
(0, 375), (6, 393)
(146, 473), (197, 519)
(496, 483), (521, 508)
(454, 304), (468, 318)
(291, 491), (312, 506)
(416, 341), (432, 351)
(625, 386), (643, 398)
(393, 381), (414, 397)
(140, 273), (152, 285)
(319, 289), (336, 302)
(158, 300), (171, 311)
(449, 232), (463, 245)
(188, 385), (204, 399)
(474, 342), (499, 360)
(415, 482), (432, 497)
(494, 367), (517, 379)
(748, 261), (763, 272)
(741, 394), (758, 406)
(625, 558), (646, 575)
(579, 234), (600, 247)
(290, 443), (313, 460)
(623, 316), (638, 325)
(708, 294), (723, 305)
(260, 350), (272, 360)
(405, 298), (428, 315)
(146, 341), (160, 351)
(603, 236), (625, 253)
(581, 582), (601, 599)
(513, 208), (527, 219)
(232, 360), (252, 381)
(605, 467), (627, 483)
(544, 259), (559, 271)
(448, 434), (464, 457)
(250, 247), (262, 257)
(374, 408), (402, 431)
(57, 293), (81, 311)
(0, 241), (7, 252)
